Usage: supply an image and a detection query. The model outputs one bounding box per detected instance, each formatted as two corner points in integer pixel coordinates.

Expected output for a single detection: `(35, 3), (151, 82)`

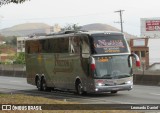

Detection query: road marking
(150, 93), (160, 96)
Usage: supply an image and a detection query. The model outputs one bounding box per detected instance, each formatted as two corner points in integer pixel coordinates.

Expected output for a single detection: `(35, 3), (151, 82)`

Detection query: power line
(114, 10), (125, 33)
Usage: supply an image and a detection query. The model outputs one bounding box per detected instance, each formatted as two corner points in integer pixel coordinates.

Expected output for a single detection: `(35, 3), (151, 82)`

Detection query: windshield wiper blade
(102, 74), (112, 79)
(117, 74), (131, 78)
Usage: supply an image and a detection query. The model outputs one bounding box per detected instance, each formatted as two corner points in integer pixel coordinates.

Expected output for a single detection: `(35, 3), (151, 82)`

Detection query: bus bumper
(92, 84), (133, 93)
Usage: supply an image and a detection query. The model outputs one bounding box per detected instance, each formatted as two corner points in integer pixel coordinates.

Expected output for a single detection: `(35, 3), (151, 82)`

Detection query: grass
(0, 94), (67, 104)
(0, 94), (144, 113)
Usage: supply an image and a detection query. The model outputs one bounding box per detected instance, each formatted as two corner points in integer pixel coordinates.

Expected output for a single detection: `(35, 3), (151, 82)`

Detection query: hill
(81, 23), (138, 39)
(0, 23), (50, 36)
(82, 23), (119, 31)
(0, 23), (137, 39)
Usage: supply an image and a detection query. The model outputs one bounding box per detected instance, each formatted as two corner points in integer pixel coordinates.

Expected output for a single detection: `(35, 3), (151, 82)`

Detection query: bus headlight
(95, 79), (105, 86)
(98, 83), (103, 86)
(125, 81), (132, 84)
(95, 88), (98, 91)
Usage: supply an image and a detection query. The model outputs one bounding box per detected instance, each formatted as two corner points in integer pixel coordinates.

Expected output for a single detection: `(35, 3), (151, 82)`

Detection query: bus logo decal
(53, 54), (73, 74)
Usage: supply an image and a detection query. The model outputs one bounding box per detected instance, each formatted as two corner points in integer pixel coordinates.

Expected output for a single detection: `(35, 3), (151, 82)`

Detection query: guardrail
(0, 70), (26, 77)
(0, 64), (26, 77)
(133, 74), (160, 86)
(0, 64), (160, 86)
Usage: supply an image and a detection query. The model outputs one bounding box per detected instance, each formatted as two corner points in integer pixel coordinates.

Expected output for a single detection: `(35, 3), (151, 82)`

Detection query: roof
(25, 30), (124, 41)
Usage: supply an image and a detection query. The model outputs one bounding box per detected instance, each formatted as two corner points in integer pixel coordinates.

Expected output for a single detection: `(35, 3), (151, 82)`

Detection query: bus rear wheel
(37, 77), (42, 91)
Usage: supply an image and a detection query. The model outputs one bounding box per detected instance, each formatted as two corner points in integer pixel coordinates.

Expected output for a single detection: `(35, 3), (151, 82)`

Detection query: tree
(0, 0), (29, 6)
(3, 36), (17, 46)
(14, 52), (25, 64)
(61, 24), (82, 32)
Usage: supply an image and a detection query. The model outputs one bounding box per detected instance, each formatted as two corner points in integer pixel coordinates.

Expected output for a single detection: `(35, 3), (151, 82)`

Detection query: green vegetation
(0, 35), (25, 64)
(13, 52), (25, 64)
(61, 24), (82, 31)
(5, 36), (17, 46)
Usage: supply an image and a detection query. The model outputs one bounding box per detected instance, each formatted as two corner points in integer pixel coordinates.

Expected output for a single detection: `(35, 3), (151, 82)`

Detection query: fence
(0, 64), (26, 77)
(0, 64), (160, 85)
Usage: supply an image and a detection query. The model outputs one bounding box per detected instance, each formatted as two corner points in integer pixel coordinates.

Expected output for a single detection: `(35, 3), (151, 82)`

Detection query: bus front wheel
(76, 81), (86, 95)
(41, 78), (51, 92)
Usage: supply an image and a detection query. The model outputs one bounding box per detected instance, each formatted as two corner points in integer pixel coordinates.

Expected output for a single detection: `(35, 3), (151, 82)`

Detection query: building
(130, 38), (149, 69)
(130, 38), (160, 70)
(147, 38), (160, 65)
(48, 24), (61, 34)
(139, 17), (160, 70)
(0, 53), (14, 63)
(17, 37), (27, 53)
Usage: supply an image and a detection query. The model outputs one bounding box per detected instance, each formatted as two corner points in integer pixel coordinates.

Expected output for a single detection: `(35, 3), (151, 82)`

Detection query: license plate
(106, 80), (116, 85)
(112, 87), (119, 90)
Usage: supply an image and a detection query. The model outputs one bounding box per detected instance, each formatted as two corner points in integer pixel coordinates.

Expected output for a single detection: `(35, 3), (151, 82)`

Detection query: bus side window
(69, 36), (80, 54)
(29, 40), (41, 54)
(48, 39), (53, 53)
(26, 42), (30, 54)
(81, 36), (90, 58)
(80, 36), (90, 76)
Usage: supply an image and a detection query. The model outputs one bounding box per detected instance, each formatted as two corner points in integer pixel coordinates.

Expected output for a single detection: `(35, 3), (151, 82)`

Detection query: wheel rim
(77, 83), (83, 95)
(42, 80), (46, 91)
(37, 79), (41, 90)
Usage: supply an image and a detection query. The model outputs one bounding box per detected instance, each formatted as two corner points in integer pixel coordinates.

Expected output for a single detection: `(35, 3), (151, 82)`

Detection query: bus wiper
(118, 74), (131, 78)
(102, 74), (112, 79)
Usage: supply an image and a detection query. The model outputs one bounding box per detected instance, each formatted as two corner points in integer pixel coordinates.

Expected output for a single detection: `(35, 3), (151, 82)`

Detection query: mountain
(81, 23), (138, 39)
(82, 23), (119, 31)
(0, 23), (137, 39)
(0, 23), (50, 36)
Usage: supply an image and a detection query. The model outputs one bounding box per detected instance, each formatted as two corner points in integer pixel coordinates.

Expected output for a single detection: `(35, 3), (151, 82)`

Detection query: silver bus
(25, 31), (140, 95)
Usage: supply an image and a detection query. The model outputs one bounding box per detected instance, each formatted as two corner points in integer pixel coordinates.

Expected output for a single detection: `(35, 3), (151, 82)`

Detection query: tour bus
(25, 31), (140, 95)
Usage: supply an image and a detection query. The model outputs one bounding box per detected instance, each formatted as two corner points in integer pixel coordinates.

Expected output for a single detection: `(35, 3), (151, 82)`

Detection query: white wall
(148, 39), (160, 65)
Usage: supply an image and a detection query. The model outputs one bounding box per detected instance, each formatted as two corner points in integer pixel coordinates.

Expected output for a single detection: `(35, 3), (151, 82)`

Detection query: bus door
(80, 36), (90, 76)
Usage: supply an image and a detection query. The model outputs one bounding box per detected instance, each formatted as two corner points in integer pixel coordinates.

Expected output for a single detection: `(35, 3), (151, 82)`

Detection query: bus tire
(76, 81), (84, 95)
(41, 78), (51, 92)
(37, 77), (42, 91)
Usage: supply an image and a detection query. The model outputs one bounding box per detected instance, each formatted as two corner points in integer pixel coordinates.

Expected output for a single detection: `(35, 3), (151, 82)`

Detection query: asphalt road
(0, 76), (160, 104)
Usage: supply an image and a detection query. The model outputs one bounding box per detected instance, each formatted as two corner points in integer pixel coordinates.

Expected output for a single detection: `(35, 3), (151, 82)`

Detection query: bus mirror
(136, 60), (141, 67)
(90, 57), (96, 71)
(128, 53), (140, 67)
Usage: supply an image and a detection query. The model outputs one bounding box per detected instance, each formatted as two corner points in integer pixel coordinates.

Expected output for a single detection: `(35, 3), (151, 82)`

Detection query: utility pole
(114, 10), (124, 33)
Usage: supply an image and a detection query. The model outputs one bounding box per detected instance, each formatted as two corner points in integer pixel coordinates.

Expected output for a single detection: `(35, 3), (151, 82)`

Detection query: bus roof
(25, 31), (124, 41)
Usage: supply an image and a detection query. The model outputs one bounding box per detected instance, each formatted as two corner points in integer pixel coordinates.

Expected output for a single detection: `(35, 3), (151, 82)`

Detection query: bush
(14, 53), (25, 64)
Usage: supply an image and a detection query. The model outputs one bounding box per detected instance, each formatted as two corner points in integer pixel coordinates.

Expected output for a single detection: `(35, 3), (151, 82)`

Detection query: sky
(0, 0), (160, 36)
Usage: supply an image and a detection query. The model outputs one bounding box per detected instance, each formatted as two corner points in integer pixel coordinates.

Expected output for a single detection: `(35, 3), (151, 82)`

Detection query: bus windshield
(91, 34), (129, 54)
(94, 55), (132, 79)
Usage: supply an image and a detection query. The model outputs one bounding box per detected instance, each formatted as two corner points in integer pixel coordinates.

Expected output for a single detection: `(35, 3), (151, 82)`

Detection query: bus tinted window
(27, 37), (69, 54)
(81, 36), (90, 58)
(26, 40), (42, 54)
(91, 35), (128, 54)
(70, 36), (80, 54)
(47, 38), (69, 53)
